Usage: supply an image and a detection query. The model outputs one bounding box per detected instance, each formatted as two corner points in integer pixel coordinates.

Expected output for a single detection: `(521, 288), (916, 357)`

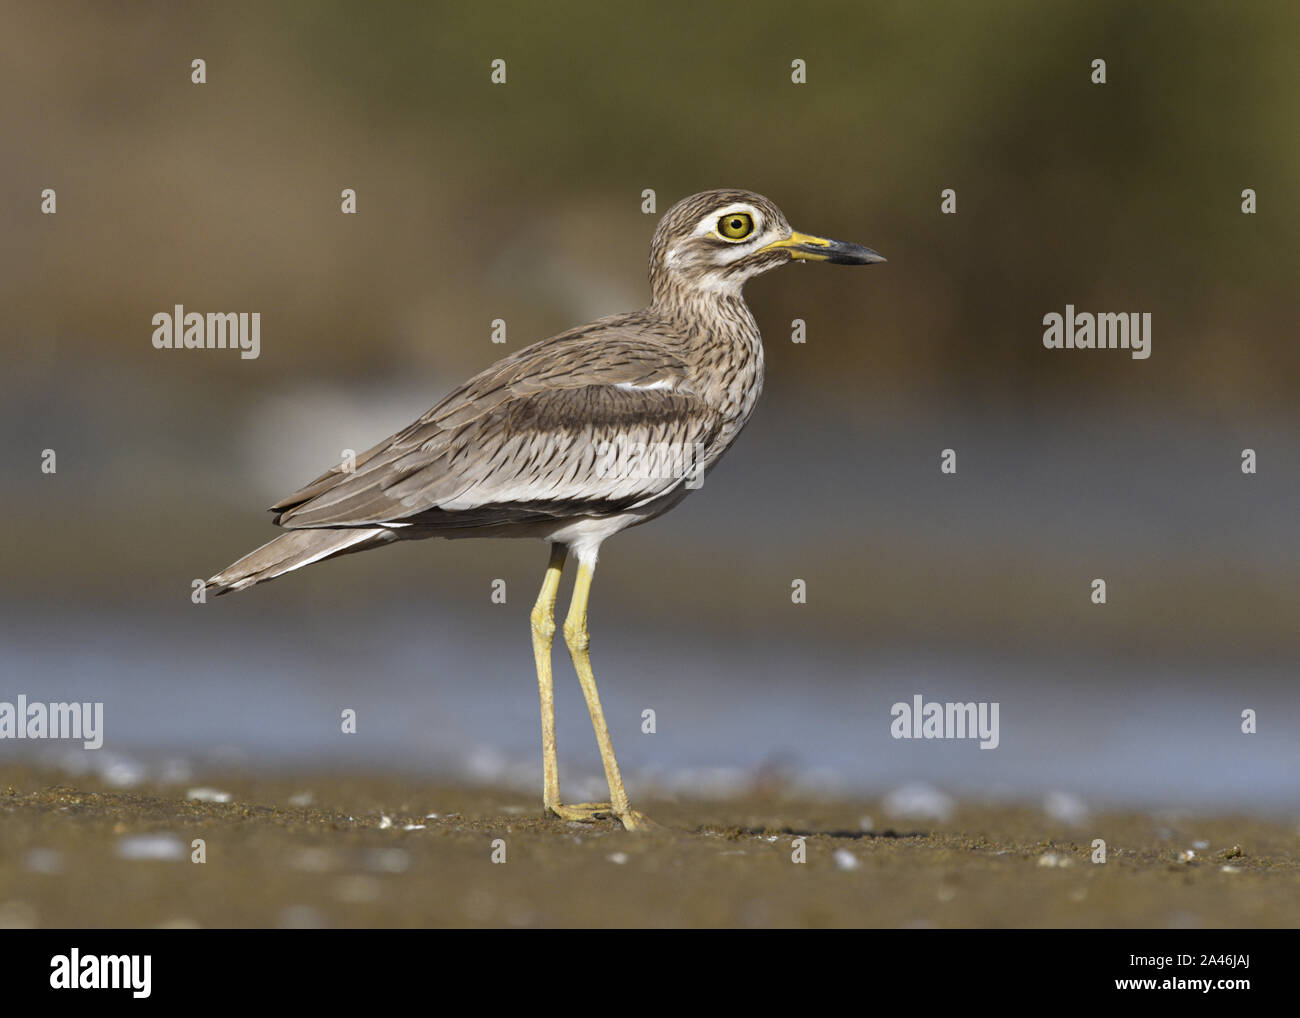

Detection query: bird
(207, 189), (884, 831)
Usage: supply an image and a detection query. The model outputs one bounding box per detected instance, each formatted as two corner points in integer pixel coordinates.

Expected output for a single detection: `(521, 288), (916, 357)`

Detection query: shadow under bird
(208, 189), (884, 830)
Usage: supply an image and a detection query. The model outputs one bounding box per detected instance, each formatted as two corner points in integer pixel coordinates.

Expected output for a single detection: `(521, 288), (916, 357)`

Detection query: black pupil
(731, 219), (743, 230)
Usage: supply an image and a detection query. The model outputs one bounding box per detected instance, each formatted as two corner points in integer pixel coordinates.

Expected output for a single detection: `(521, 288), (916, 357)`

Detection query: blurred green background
(2, 1), (1297, 806)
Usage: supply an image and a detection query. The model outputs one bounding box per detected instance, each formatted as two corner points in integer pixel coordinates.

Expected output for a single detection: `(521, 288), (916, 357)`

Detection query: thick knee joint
(530, 605), (555, 640)
(563, 619), (589, 652)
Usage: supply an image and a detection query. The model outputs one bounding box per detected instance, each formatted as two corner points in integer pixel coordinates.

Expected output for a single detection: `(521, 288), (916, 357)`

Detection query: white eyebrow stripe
(615, 379), (675, 391)
(692, 203), (762, 238)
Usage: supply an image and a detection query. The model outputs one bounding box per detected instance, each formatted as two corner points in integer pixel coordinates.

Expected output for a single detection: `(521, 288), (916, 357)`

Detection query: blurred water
(1, 597), (1295, 813)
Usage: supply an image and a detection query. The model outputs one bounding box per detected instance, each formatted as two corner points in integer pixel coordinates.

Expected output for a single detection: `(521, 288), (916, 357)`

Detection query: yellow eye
(717, 212), (755, 240)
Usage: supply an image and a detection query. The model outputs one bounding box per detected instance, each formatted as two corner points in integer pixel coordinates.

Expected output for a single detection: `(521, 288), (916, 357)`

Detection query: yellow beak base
(760, 230), (885, 264)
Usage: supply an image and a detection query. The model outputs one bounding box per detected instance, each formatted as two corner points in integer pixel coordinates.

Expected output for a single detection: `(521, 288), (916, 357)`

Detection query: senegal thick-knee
(207, 189), (884, 831)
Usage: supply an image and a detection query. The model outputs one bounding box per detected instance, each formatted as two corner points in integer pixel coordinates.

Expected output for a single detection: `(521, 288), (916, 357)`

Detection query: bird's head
(649, 189), (883, 303)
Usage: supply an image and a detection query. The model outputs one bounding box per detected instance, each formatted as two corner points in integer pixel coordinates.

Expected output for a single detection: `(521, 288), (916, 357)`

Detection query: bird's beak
(759, 230), (886, 264)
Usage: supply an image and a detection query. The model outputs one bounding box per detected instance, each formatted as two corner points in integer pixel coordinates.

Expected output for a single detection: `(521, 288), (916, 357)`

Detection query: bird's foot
(548, 802), (661, 832)
(548, 800), (612, 823)
(616, 809), (662, 832)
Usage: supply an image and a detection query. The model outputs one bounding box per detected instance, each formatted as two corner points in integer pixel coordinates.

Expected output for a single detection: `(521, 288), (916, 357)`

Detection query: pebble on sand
(834, 849), (861, 871)
(115, 834), (185, 861)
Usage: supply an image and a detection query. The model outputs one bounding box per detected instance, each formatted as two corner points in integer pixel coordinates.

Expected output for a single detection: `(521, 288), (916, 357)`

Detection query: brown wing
(271, 317), (720, 529)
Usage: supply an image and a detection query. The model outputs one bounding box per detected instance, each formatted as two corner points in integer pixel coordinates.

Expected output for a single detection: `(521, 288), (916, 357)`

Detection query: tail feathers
(206, 528), (395, 595)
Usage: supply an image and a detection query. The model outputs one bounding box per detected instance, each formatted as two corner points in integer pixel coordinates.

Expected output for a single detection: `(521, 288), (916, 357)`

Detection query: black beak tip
(832, 242), (886, 265)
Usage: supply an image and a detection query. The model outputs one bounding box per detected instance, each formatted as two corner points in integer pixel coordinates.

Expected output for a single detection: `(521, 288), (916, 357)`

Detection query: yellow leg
(530, 544), (567, 813)
(561, 560), (656, 831)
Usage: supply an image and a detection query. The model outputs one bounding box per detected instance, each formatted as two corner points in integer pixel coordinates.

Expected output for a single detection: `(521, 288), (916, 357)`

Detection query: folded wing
(271, 325), (720, 530)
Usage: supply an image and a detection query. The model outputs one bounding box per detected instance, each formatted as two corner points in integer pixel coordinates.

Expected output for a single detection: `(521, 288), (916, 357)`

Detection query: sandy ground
(0, 765), (1296, 928)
